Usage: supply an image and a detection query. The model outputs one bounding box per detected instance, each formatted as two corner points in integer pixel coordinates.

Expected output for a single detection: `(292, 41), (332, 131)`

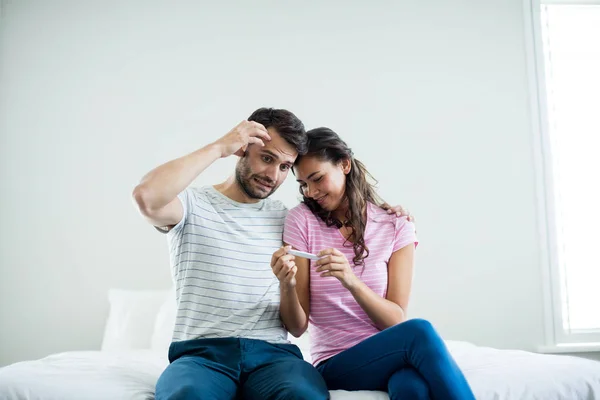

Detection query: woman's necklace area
(332, 217), (351, 229)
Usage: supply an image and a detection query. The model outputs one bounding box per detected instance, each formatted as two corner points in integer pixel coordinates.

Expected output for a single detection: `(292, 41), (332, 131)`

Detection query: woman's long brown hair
(295, 127), (383, 266)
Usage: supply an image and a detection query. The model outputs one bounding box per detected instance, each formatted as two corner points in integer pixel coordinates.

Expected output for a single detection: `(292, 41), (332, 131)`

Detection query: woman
(271, 127), (475, 399)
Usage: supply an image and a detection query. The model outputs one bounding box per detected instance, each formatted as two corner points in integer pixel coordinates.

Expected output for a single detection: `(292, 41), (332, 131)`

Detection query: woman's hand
(315, 248), (358, 290)
(270, 246), (297, 290)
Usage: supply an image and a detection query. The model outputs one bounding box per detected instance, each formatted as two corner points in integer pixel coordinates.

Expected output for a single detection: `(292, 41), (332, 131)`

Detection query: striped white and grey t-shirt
(165, 186), (288, 344)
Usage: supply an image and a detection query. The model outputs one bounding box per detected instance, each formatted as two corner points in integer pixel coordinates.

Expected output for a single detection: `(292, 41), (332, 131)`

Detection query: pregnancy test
(287, 249), (320, 261)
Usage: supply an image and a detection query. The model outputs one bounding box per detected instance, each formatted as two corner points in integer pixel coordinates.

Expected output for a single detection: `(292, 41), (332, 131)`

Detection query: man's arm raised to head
(132, 121), (271, 229)
(131, 145), (219, 229)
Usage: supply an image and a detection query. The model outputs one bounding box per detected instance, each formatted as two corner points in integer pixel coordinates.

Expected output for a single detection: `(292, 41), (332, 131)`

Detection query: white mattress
(0, 341), (599, 400)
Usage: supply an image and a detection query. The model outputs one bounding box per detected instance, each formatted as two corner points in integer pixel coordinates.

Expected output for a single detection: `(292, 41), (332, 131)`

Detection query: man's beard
(235, 157), (277, 200)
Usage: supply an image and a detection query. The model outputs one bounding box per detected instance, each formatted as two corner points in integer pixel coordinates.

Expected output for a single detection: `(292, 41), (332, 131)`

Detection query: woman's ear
(341, 158), (351, 175)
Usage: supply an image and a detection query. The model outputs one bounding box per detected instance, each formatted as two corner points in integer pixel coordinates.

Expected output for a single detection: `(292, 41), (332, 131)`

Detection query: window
(527, 0), (600, 349)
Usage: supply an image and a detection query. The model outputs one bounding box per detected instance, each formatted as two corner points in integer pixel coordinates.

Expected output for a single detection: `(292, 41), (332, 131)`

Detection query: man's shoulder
(183, 186), (211, 203)
(192, 185), (214, 198)
(261, 197), (289, 213)
(186, 186), (229, 209)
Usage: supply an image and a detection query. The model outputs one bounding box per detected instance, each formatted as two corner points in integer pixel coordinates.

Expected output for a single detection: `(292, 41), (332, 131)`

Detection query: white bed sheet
(0, 341), (599, 400)
(447, 341), (600, 400)
(0, 350), (167, 400)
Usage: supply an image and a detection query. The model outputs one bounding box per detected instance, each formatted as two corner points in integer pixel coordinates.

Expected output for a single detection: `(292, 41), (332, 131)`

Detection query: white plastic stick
(287, 249), (320, 261)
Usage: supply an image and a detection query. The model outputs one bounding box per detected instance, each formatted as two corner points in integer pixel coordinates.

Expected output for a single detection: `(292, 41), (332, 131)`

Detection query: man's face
(235, 128), (298, 200)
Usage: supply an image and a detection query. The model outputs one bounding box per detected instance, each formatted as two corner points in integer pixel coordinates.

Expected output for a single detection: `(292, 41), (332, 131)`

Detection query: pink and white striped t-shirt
(283, 202), (418, 366)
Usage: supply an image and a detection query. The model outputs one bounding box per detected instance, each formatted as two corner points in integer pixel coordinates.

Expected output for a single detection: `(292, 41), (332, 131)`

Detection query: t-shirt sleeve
(160, 187), (195, 235)
(283, 206), (310, 253)
(392, 216), (419, 252)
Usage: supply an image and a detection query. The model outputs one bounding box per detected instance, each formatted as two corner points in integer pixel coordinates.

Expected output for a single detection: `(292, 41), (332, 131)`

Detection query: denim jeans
(316, 319), (475, 400)
(155, 337), (329, 400)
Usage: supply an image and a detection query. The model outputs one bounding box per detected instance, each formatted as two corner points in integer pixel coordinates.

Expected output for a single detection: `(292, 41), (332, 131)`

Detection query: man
(133, 108), (330, 399)
(133, 107), (410, 399)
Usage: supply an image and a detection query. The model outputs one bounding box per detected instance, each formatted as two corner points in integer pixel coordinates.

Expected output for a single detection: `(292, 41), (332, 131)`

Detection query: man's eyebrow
(261, 149), (279, 159)
(296, 171), (320, 182)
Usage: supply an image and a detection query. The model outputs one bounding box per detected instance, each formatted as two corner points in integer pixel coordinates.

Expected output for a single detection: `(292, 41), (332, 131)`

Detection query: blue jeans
(316, 319), (475, 400)
(155, 337), (329, 400)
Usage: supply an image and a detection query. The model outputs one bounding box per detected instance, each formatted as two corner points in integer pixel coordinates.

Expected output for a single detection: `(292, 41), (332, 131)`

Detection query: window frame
(524, 0), (600, 352)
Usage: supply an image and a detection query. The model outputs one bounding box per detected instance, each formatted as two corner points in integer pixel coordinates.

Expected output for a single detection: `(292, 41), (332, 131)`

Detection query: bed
(1, 289), (599, 400)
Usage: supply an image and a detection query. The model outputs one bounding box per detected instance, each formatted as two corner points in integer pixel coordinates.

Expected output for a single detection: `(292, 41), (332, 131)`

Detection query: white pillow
(150, 289), (177, 355)
(101, 289), (170, 351)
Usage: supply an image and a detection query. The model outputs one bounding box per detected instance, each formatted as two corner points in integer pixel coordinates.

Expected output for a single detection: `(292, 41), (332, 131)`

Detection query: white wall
(0, 0), (546, 366)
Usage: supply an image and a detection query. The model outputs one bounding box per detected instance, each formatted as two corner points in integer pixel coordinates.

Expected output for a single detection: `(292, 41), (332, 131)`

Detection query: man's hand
(381, 202), (415, 223)
(214, 120), (272, 158)
(271, 246), (298, 290)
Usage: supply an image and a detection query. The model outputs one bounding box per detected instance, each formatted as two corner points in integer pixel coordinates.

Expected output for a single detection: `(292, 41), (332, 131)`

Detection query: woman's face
(294, 155), (351, 212)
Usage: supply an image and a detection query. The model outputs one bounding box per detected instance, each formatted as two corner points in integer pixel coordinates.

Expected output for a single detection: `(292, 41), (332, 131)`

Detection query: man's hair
(248, 108), (307, 155)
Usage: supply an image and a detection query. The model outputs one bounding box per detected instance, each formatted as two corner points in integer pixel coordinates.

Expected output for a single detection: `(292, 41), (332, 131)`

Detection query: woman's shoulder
(288, 202), (313, 217)
(287, 202), (328, 233)
(286, 202), (318, 226)
(368, 202), (388, 215)
(368, 202), (414, 230)
(367, 202), (396, 222)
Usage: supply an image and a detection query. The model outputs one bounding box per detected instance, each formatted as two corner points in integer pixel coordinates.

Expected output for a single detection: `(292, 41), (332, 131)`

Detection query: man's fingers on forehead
(256, 130), (271, 141)
(247, 137), (265, 147)
(252, 121), (268, 131)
